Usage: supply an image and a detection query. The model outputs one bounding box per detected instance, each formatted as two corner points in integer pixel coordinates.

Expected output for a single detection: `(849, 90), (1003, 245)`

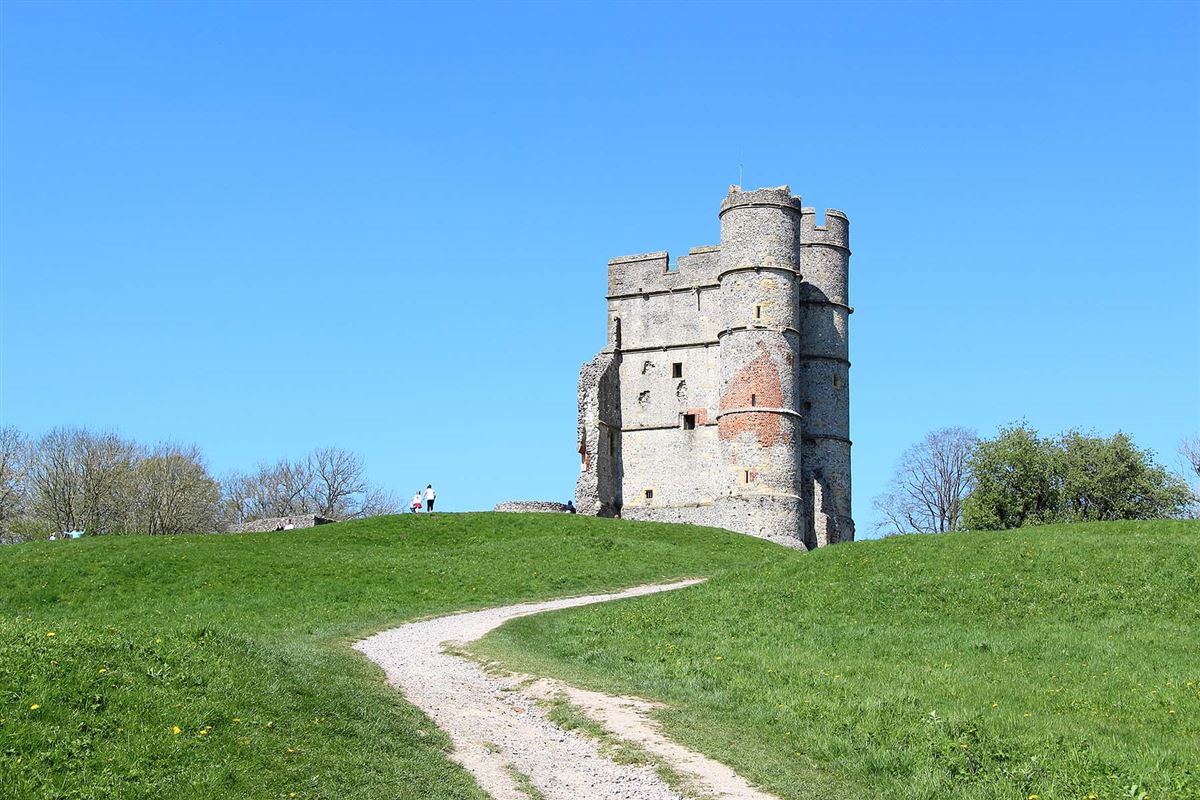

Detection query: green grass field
(0, 513), (776, 799)
(2, 516), (1196, 800)
(475, 519), (1200, 800)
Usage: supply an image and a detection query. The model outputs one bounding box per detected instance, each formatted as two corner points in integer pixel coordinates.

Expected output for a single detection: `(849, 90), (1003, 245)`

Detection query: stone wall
(494, 501), (574, 513)
(228, 514), (334, 533)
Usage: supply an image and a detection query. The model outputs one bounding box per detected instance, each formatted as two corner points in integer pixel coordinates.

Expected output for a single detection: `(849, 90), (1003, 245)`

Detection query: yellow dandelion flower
(171, 726), (181, 735)
(715, 656), (724, 661)
(98, 667), (107, 674)
(198, 729), (209, 736)
(1023, 712), (1032, 717)
(46, 632), (55, 637)
(991, 703), (999, 708)
(29, 704), (40, 711)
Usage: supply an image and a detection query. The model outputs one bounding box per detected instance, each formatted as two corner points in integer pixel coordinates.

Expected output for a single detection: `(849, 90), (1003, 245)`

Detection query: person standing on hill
(410, 491), (422, 513)
(424, 484), (436, 513)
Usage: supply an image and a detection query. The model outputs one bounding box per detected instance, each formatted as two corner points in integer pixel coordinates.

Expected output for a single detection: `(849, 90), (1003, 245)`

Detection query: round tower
(714, 185), (805, 545)
(797, 208), (853, 546)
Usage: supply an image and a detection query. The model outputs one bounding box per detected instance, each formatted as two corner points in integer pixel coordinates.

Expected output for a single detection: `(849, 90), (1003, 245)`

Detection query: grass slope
(0, 513), (778, 799)
(475, 520), (1200, 800)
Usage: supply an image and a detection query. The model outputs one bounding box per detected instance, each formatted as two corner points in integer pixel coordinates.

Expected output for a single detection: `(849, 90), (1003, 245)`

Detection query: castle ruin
(575, 185), (854, 549)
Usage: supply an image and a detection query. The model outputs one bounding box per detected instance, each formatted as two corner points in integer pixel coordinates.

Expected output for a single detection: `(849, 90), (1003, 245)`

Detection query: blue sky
(1, 0), (1197, 533)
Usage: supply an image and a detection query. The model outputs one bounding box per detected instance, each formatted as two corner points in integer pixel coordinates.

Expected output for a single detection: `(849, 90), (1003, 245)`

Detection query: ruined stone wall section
(228, 514), (333, 533)
(576, 351), (622, 516)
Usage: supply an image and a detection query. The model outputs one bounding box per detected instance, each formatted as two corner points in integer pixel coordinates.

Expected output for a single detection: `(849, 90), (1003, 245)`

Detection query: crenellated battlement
(607, 246), (722, 297)
(800, 208), (850, 249)
(719, 184), (803, 216)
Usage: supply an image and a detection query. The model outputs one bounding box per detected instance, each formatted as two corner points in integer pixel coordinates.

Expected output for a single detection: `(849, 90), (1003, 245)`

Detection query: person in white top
(410, 492), (422, 513)
(424, 484), (436, 513)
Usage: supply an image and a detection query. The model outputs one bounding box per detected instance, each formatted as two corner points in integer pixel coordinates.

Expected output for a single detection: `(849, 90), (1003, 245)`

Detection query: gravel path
(354, 580), (778, 800)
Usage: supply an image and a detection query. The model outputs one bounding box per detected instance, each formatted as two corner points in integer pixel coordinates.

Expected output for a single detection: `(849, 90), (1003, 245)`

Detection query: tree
(0, 426), (29, 535)
(27, 428), (136, 535)
(129, 444), (221, 535)
(873, 426), (977, 535)
(309, 447), (367, 518)
(1181, 436), (1200, 481)
(218, 447), (401, 528)
(962, 422), (1062, 531)
(1058, 430), (1192, 523)
(963, 423), (1192, 530)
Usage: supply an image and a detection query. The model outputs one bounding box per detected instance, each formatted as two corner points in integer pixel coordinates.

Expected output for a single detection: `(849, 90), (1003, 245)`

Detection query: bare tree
(874, 427), (978, 536)
(28, 428), (136, 535)
(309, 447), (367, 518)
(0, 426), (29, 534)
(129, 444), (221, 535)
(356, 485), (404, 518)
(1181, 436), (1200, 481)
(219, 447), (399, 526)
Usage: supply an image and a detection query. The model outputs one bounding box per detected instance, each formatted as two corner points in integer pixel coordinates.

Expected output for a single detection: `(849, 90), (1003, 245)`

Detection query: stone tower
(576, 185), (853, 548)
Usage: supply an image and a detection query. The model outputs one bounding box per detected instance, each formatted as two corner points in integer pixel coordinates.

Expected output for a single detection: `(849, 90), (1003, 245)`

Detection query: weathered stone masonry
(575, 185), (854, 549)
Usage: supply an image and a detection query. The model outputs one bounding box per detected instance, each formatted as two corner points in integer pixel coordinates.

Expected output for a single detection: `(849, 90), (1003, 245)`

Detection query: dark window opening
(644, 489), (654, 500)
(743, 470), (751, 484)
(682, 414), (696, 430)
(607, 430), (614, 457)
(803, 401), (812, 412)
(672, 362), (683, 378)
(755, 305), (762, 319)
(750, 394), (757, 407)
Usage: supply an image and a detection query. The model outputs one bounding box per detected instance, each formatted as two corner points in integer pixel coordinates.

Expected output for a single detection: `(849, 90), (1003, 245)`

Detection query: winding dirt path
(354, 580), (778, 800)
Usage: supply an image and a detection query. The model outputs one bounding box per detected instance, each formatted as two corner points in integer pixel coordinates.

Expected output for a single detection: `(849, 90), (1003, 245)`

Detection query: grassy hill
(475, 519), (1200, 800)
(0, 513), (777, 799)
(2, 516), (1196, 800)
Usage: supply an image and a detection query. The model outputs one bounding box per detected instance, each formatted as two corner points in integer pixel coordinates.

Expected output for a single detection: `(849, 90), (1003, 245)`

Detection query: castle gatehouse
(575, 185), (854, 549)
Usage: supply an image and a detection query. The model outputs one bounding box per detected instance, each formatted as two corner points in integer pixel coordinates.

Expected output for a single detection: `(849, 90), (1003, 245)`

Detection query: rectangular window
(682, 414), (696, 430)
(672, 362), (683, 378)
(803, 401), (812, 412)
(742, 470), (751, 484)
(644, 489), (654, 500)
(608, 430), (614, 456)
(755, 305), (762, 320)
(750, 394), (757, 407)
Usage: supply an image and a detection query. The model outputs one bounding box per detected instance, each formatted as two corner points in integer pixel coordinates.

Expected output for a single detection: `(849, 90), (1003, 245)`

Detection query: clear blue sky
(2, 1), (1197, 534)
